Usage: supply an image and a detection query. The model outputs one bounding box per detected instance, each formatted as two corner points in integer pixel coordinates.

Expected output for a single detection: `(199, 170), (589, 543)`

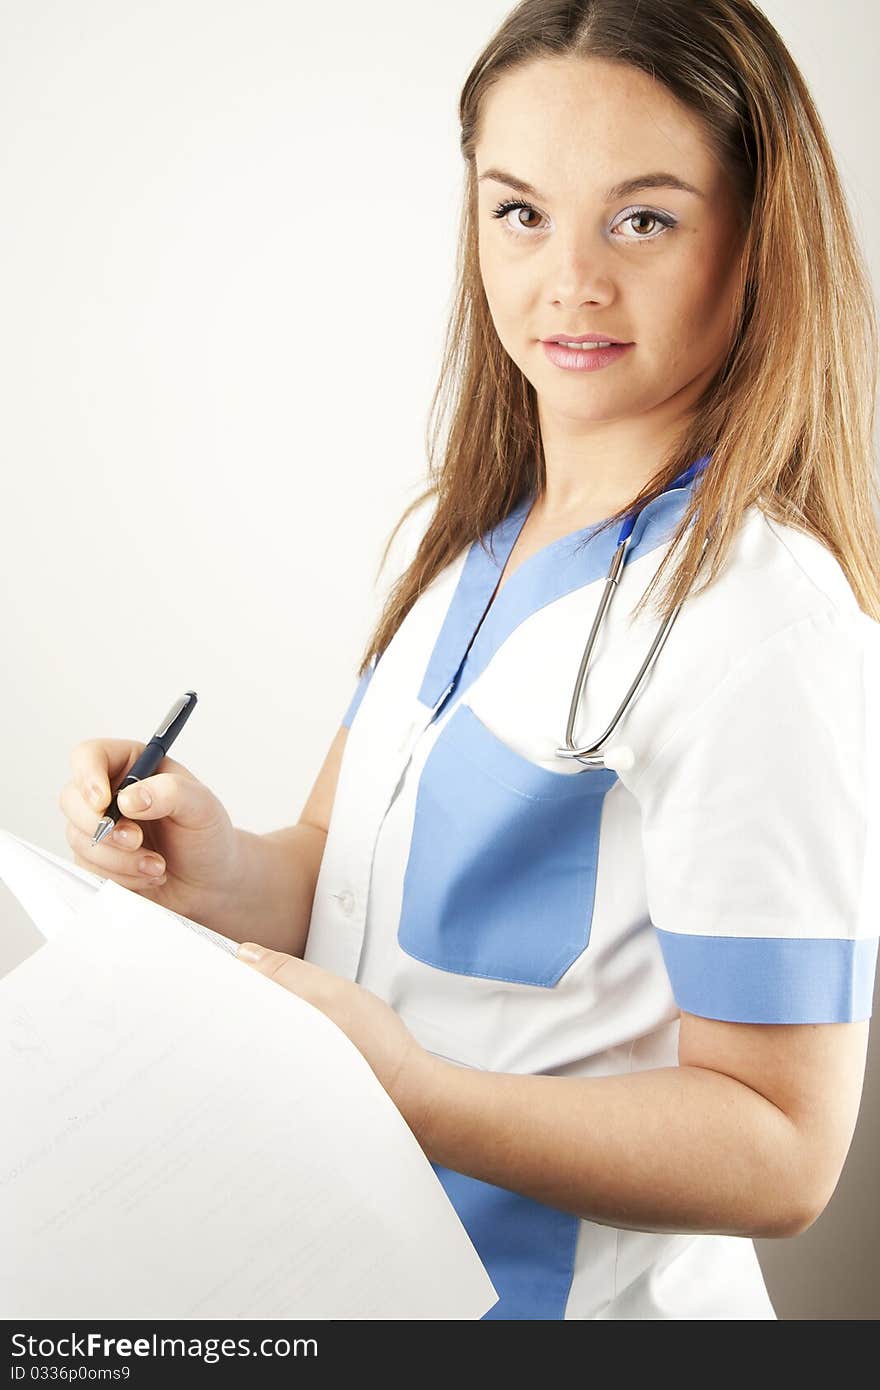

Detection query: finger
(69, 741), (201, 815)
(70, 849), (167, 892)
(69, 740), (146, 813)
(236, 946), (328, 1001)
(58, 779), (145, 852)
(238, 942), (270, 964)
(66, 821), (167, 889)
(237, 944), (300, 982)
(113, 771), (219, 831)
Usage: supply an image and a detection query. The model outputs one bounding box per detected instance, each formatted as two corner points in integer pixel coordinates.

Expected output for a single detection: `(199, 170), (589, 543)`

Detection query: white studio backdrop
(1, 0), (877, 916)
(0, 0), (485, 880)
(1, 0), (879, 1320)
(1, 0), (876, 889)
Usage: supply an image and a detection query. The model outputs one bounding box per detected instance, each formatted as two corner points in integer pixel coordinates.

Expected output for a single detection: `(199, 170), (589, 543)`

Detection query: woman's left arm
(236, 943), (870, 1241)
(409, 1009), (870, 1240)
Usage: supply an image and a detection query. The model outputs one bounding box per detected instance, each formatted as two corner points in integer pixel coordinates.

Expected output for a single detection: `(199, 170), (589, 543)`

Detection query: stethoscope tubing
(555, 456), (713, 770)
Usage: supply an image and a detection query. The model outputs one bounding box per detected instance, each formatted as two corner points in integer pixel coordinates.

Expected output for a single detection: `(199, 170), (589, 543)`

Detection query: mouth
(539, 339), (635, 372)
(541, 333), (632, 346)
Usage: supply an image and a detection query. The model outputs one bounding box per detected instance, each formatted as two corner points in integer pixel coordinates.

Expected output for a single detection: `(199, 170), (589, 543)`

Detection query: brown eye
(612, 205), (678, 241)
(491, 198), (545, 235)
(513, 206), (541, 229)
(630, 212), (659, 235)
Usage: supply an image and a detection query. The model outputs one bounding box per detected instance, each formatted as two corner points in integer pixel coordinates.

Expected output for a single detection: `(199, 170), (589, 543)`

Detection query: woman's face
(474, 55), (747, 434)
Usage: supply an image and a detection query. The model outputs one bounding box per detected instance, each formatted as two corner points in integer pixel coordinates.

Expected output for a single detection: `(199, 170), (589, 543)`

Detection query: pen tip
(92, 818), (112, 847)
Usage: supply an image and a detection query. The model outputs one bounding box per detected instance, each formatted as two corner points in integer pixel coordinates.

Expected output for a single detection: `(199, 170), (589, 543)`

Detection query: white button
(337, 890), (355, 916)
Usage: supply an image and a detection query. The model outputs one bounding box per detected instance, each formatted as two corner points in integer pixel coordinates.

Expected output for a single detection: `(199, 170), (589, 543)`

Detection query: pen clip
(153, 692), (194, 739)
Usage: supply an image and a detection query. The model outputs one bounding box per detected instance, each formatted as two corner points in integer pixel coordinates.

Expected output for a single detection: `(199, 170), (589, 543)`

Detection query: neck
(534, 399), (697, 522)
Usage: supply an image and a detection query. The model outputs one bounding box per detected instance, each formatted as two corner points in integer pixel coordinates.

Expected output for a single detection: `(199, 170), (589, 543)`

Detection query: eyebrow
(477, 167), (705, 202)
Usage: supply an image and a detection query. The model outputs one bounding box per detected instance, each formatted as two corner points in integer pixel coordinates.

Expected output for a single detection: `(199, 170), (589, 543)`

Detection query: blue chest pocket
(398, 701), (618, 987)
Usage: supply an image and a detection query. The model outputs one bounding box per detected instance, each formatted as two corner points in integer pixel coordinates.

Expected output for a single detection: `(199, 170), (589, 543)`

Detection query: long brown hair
(355, 0), (880, 680)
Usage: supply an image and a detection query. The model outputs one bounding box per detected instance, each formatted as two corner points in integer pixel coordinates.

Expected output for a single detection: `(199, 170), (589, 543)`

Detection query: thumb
(236, 943), (310, 998)
(115, 771), (220, 831)
(237, 942), (268, 963)
(236, 943), (296, 979)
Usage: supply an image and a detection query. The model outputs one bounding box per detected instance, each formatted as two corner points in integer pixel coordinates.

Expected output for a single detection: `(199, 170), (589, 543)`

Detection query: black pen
(91, 691), (198, 847)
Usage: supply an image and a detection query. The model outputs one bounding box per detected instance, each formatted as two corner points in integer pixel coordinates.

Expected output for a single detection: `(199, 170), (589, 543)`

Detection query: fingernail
(121, 785), (151, 813)
(237, 942), (264, 962)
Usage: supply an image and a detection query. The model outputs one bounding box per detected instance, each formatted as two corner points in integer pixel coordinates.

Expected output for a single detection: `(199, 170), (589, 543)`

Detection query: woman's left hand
(236, 942), (434, 1138)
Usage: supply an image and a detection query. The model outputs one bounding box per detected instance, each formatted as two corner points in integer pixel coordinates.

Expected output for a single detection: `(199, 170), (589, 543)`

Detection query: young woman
(64, 0), (880, 1319)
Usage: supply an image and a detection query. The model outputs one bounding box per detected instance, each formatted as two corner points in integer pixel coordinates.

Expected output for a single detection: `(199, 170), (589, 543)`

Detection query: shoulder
(670, 502), (874, 677)
(723, 506), (879, 672)
(754, 508), (865, 625)
(623, 504), (878, 800)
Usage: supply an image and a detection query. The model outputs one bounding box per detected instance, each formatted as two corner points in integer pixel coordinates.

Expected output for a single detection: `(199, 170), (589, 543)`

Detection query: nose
(545, 230), (616, 309)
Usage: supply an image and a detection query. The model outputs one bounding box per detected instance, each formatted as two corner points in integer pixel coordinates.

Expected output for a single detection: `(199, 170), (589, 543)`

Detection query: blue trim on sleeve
(340, 661), (376, 729)
(655, 929), (878, 1023)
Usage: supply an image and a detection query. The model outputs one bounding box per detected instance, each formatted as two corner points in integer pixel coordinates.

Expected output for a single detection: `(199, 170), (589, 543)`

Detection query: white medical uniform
(304, 460), (880, 1320)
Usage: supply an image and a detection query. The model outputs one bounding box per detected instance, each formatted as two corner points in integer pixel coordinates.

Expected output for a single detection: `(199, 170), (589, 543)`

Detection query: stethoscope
(554, 453), (713, 774)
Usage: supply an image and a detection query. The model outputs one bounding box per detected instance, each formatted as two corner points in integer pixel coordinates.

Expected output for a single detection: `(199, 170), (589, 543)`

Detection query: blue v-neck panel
(417, 495), (533, 713)
(417, 461), (708, 717)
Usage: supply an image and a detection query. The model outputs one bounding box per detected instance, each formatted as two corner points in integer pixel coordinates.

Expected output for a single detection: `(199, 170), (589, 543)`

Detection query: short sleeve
(338, 491), (437, 731)
(633, 608), (880, 1024)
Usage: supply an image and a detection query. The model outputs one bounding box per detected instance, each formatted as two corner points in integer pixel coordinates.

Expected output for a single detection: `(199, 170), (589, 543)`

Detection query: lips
(542, 333), (630, 344)
(541, 340), (635, 372)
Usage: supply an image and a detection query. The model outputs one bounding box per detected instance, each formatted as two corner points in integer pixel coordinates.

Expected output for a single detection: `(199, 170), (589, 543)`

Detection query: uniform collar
(418, 457), (710, 715)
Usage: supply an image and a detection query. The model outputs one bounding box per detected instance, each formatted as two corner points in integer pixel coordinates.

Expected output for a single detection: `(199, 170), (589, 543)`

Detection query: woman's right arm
(218, 724), (349, 956)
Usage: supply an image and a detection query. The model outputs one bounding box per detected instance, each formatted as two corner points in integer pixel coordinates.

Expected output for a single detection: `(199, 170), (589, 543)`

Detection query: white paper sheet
(0, 828), (241, 957)
(0, 828), (105, 939)
(0, 836), (498, 1320)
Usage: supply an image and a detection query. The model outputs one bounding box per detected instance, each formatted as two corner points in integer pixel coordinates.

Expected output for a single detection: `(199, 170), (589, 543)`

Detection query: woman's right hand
(58, 738), (244, 921)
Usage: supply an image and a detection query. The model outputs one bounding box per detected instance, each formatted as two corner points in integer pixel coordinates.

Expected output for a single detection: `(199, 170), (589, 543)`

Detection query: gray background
(0, 1), (876, 1319)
